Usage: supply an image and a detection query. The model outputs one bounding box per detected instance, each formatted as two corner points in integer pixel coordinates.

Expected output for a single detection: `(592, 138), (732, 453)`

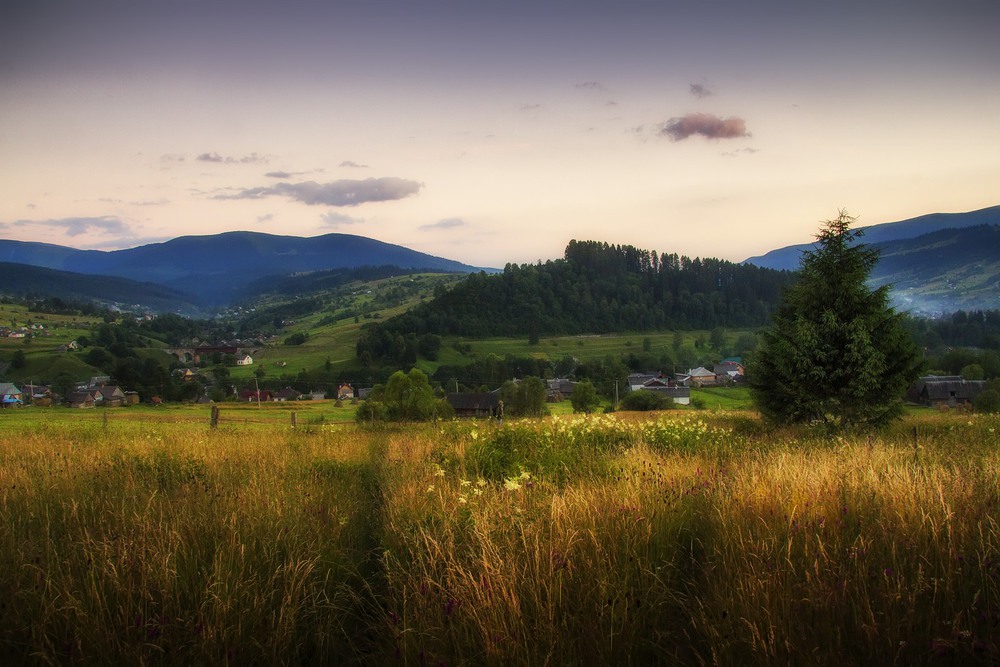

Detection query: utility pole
(254, 376), (262, 409)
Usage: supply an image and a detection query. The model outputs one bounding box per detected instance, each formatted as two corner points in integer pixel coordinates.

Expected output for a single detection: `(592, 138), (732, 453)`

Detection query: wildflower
(427, 485), (435, 493)
(519, 470), (532, 480)
(473, 488), (483, 497)
(458, 495), (468, 504)
(504, 478), (522, 491)
(460, 479), (471, 487)
(433, 465), (445, 477)
(476, 477), (486, 487)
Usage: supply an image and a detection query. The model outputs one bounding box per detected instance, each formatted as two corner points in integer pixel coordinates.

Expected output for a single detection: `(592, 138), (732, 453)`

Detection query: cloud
(198, 151), (270, 164)
(0, 216), (132, 238)
(321, 212), (364, 228)
(659, 113), (749, 141)
(159, 154), (186, 163)
(339, 160), (368, 168)
(217, 177), (422, 207)
(419, 218), (468, 232)
(689, 83), (713, 99)
(257, 213), (274, 223)
(265, 171), (294, 179)
(721, 147), (760, 158)
(575, 81), (606, 91)
(520, 103), (542, 112)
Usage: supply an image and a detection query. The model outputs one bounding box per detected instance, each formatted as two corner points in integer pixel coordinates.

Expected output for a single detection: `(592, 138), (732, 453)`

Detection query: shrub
(619, 390), (671, 411)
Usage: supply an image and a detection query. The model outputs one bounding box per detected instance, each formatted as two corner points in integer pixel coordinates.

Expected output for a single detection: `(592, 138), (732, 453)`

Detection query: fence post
(291, 411), (297, 428)
(103, 411), (108, 432)
(211, 405), (219, 429)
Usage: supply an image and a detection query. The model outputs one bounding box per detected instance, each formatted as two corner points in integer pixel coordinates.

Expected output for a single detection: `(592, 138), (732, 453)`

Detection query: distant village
(1, 340), (988, 414)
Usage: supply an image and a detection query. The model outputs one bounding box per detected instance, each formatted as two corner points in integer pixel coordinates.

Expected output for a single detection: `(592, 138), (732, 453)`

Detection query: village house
(337, 383), (354, 401)
(236, 355), (253, 366)
(66, 389), (99, 409)
(714, 359), (746, 384)
(174, 368), (199, 382)
(546, 378), (577, 402)
(97, 385), (127, 407)
(0, 383), (23, 408)
(630, 377), (691, 405)
(241, 388), (273, 403)
(445, 392), (501, 418)
(680, 367), (717, 387)
(906, 376), (986, 408)
(274, 387), (301, 402)
(627, 373), (661, 391)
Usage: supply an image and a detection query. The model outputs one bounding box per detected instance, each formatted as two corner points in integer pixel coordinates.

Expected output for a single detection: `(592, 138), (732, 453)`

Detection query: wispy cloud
(321, 212), (364, 228)
(216, 177), (422, 207)
(721, 147), (760, 158)
(339, 160), (368, 168)
(575, 81), (606, 91)
(257, 213), (274, 223)
(197, 151), (270, 164)
(0, 216), (132, 238)
(689, 83), (713, 99)
(419, 217), (468, 232)
(659, 113), (749, 141)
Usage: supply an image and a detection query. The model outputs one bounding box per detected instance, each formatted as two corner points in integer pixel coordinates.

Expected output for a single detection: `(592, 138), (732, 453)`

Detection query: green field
(1, 409), (997, 664)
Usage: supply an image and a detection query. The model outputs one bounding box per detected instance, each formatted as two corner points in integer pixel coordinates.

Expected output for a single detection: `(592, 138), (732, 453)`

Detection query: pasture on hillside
(1, 409), (997, 664)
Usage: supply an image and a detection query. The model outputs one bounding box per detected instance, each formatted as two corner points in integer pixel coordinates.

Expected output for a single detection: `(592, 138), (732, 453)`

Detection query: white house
(236, 355), (253, 366)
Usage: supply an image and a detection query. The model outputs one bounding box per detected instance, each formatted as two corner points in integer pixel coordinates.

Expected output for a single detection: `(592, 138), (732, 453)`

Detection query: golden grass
(1, 412), (998, 664)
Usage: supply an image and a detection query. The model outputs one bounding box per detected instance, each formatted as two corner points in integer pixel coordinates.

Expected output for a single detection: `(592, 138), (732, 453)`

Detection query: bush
(975, 388), (1000, 414)
(284, 332), (308, 346)
(619, 390), (671, 412)
(570, 380), (600, 414)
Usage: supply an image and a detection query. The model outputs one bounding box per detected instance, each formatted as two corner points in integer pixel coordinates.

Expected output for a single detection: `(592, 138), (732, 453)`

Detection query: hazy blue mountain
(744, 205), (1000, 271)
(870, 225), (1000, 315)
(0, 232), (484, 304)
(0, 262), (203, 314)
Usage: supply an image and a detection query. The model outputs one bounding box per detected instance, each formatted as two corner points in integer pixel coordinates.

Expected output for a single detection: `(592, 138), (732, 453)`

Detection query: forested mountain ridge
(0, 232), (483, 305)
(0, 262), (202, 314)
(356, 240), (796, 362)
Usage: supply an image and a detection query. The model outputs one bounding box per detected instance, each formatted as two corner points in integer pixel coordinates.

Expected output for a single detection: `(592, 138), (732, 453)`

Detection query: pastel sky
(2, 0), (999, 269)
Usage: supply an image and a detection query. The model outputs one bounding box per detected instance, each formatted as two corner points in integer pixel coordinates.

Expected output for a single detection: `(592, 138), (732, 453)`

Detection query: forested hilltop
(357, 240), (796, 362)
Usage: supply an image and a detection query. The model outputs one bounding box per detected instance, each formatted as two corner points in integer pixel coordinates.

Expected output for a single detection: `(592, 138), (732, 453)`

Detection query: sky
(2, 0), (999, 269)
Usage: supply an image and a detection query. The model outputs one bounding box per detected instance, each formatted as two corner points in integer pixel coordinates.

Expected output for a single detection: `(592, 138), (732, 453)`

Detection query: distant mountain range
(0, 232), (483, 308)
(744, 205), (1000, 315)
(1, 206), (997, 318)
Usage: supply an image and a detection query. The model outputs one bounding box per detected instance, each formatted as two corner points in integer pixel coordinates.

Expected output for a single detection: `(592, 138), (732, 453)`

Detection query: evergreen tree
(749, 211), (921, 429)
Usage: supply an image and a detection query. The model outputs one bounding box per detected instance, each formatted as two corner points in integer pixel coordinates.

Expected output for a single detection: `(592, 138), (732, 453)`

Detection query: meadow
(1, 408), (998, 665)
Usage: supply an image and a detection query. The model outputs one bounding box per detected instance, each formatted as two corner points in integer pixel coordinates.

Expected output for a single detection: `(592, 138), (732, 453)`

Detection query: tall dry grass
(0, 420), (384, 664)
(1, 412), (998, 664)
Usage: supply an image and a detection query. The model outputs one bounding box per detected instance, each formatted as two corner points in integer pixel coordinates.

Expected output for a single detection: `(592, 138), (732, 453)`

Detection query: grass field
(1, 408), (998, 664)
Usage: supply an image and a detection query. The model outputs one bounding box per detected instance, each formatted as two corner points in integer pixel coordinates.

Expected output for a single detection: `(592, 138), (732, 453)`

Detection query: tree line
(357, 240), (796, 365)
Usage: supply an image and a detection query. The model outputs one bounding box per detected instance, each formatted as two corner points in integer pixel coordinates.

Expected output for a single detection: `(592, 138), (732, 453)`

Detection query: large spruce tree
(749, 211), (921, 429)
